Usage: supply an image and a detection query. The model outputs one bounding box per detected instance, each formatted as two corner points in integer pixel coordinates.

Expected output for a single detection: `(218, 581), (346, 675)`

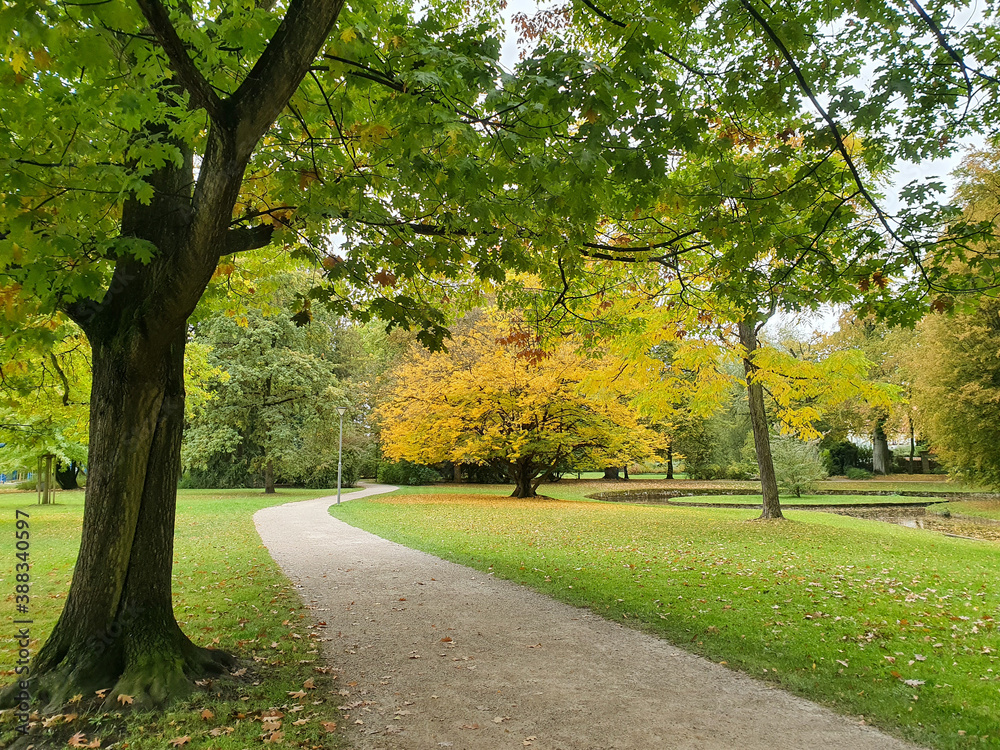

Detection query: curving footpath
(254, 484), (923, 750)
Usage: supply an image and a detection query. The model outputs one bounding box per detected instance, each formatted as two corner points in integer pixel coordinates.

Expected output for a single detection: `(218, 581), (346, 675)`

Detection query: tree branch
(221, 224), (275, 255)
(230, 0), (348, 157)
(133, 0), (224, 120)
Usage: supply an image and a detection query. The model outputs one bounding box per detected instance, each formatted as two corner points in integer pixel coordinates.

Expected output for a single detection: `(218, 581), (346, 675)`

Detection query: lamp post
(336, 405), (347, 504)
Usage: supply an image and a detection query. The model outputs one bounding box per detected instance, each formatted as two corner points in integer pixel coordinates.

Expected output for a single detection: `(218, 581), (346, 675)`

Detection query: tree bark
(665, 444), (674, 479)
(602, 467), (621, 480)
(264, 459), (276, 494)
(873, 420), (891, 475)
(738, 319), (783, 520)
(510, 459), (537, 498)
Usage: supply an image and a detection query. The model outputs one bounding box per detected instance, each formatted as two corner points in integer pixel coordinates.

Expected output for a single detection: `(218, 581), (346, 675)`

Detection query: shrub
(845, 467), (875, 480)
(772, 436), (827, 498)
(377, 460), (442, 486)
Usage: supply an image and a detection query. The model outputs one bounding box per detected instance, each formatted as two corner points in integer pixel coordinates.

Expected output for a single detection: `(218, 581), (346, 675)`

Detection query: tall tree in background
(378, 313), (663, 497)
(183, 282), (353, 493)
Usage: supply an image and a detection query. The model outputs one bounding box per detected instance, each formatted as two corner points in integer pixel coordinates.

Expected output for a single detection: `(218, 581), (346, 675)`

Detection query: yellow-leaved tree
(378, 313), (663, 497)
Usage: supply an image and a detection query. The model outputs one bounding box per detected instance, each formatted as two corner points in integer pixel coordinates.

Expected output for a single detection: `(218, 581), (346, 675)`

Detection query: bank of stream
(592, 489), (1000, 542)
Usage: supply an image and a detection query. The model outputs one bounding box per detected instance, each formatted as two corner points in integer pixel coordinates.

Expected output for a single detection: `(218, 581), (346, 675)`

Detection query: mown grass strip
(331, 490), (1000, 750)
(1, 488), (353, 749)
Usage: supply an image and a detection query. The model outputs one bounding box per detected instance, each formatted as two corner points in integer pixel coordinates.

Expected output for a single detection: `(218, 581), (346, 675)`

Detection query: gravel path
(254, 485), (923, 750)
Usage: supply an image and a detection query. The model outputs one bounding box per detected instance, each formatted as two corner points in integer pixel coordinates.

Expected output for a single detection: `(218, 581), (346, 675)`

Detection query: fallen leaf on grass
(209, 726), (234, 737)
(117, 694), (134, 706)
(67, 732), (89, 748)
(94, 689), (109, 699)
(230, 668), (247, 677)
(903, 679), (926, 687)
(69, 694), (83, 704)
(168, 736), (190, 747)
(321, 721), (338, 732)
(288, 690), (307, 699)
(835, 660), (849, 668)
(264, 730), (284, 744)
(293, 718), (309, 726)
(200, 708), (214, 720)
(914, 654), (927, 661)
(262, 719), (282, 732)
(43, 714), (65, 728)
(303, 678), (315, 689)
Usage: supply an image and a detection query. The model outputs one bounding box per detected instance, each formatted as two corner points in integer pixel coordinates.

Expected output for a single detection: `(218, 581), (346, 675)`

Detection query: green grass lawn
(1, 487), (355, 749)
(331, 489), (1000, 750)
(672, 494), (944, 506)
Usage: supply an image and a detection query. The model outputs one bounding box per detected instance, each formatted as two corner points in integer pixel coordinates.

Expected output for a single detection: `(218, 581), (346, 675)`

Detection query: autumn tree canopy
(378, 314), (663, 497)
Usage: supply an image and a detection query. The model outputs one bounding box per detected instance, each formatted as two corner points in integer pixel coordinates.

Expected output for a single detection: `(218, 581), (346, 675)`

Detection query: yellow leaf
(11, 49), (29, 74)
(340, 27), (357, 43)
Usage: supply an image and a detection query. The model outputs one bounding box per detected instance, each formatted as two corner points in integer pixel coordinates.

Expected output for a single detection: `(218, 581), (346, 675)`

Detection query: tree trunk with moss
(738, 319), (783, 520)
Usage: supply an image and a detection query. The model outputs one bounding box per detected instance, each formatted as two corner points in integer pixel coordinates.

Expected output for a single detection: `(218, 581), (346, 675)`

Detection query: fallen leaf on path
(440, 637), (452, 643)
(460, 723), (479, 730)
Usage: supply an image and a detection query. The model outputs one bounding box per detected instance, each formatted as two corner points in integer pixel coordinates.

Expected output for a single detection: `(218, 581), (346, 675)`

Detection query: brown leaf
(86, 740), (101, 749)
(209, 726), (234, 737)
(168, 736), (191, 747)
(117, 694), (134, 705)
(261, 719), (282, 732)
(287, 690), (307, 699)
(68, 732), (89, 748)
(373, 270), (397, 287)
(292, 718), (309, 726)
(321, 721), (338, 732)
(440, 637), (452, 643)
(461, 723), (480, 730)
(264, 730), (284, 744)
(302, 678), (315, 689)
(262, 709), (285, 719)
(94, 689), (109, 699)
(200, 708), (215, 720)
(230, 668), (247, 677)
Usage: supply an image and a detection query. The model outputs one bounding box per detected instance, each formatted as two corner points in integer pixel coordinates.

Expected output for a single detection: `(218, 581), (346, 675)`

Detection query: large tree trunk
(602, 467), (621, 480)
(738, 319), (783, 520)
(510, 459), (537, 498)
(27, 329), (231, 709)
(665, 444), (674, 480)
(873, 420), (891, 475)
(264, 459), (276, 494)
